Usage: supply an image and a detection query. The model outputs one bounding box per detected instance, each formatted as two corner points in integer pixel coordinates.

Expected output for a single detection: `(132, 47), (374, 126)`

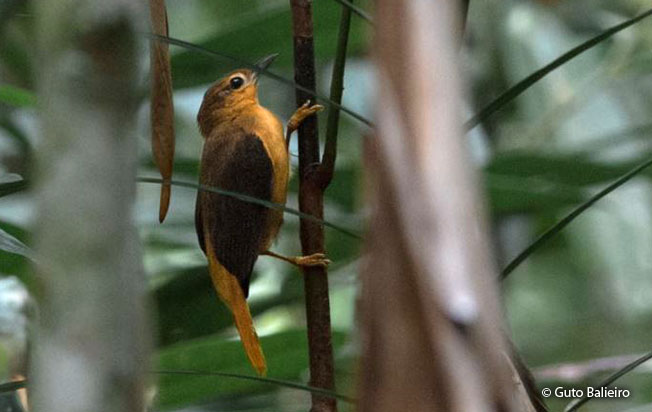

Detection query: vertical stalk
(289, 1), (336, 411)
(319, 0), (353, 186)
(32, 2), (149, 412)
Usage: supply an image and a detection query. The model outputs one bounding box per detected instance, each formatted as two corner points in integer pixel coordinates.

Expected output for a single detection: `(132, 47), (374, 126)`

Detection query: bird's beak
(253, 53), (278, 83)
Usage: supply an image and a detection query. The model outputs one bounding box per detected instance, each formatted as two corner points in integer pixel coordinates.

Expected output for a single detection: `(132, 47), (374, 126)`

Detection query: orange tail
(205, 237), (267, 375)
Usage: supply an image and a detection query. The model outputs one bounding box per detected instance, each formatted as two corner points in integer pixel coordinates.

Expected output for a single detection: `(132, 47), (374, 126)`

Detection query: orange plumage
(196, 56), (326, 374)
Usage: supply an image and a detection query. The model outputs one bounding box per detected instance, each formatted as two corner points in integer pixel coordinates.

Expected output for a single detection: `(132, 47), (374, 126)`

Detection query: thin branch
(565, 350), (652, 411)
(501, 156), (652, 280)
(152, 370), (355, 403)
(465, 7), (652, 131)
(137, 177), (362, 239)
(146, 33), (373, 128)
(318, 0), (354, 188)
(0, 372), (357, 403)
(1, 176), (363, 239)
(289, 1), (337, 411)
(331, 0), (373, 25)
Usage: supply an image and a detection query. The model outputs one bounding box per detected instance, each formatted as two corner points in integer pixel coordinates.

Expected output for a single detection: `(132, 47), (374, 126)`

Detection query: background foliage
(2, 0), (652, 411)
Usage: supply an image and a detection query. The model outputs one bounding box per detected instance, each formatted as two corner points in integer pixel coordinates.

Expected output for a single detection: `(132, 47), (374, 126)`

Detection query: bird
(195, 54), (329, 375)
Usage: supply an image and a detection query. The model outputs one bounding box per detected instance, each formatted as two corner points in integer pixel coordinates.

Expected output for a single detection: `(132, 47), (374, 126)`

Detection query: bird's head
(197, 54), (277, 137)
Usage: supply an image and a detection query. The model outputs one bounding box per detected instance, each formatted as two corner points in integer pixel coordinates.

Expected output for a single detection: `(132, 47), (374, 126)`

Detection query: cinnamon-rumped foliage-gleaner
(195, 55), (328, 375)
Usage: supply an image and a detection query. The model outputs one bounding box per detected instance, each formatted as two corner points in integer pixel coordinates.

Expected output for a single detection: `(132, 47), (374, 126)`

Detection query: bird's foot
(262, 250), (331, 268)
(287, 100), (324, 133)
(291, 253), (331, 268)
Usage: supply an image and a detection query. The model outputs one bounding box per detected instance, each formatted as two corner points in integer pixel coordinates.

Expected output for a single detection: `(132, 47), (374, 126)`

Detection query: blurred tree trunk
(31, 2), (149, 412)
(358, 1), (536, 411)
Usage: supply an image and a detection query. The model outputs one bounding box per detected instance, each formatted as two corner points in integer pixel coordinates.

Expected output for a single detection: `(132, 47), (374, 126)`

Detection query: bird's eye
(230, 76), (245, 90)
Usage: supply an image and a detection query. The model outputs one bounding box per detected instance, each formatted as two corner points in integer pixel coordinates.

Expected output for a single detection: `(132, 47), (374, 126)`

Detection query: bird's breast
(210, 105), (288, 203)
(251, 107), (289, 206)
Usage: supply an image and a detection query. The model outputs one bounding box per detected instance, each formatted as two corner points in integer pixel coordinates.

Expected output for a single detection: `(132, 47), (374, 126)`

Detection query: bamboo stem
(289, 1), (337, 411)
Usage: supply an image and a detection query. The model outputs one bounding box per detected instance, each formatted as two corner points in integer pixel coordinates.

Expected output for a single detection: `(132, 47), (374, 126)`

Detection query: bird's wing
(196, 132), (274, 297)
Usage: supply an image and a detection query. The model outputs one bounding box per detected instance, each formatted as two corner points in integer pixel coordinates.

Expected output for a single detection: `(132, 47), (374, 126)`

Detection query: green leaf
(0, 227), (32, 261)
(0, 175), (28, 198)
(501, 156), (652, 280)
(466, 7), (652, 130)
(486, 174), (586, 215)
(169, 0), (368, 89)
(487, 152), (652, 187)
(0, 222), (31, 288)
(153, 266), (303, 346)
(0, 84), (36, 108)
(0, 35), (33, 88)
(155, 330), (346, 409)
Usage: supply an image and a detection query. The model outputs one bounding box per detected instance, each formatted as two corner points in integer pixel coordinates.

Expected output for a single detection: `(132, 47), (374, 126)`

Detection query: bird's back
(195, 105), (287, 297)
(196, 128), (273, 297)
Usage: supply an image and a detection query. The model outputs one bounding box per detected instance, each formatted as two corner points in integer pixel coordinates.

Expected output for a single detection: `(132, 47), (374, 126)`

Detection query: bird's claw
(294, 253), (331, 268)
(287, 100), (324, 131)
(298, 100), (324, 117)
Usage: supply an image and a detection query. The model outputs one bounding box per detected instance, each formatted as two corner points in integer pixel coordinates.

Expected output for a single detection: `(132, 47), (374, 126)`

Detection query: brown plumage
(196, 56), (327, 375)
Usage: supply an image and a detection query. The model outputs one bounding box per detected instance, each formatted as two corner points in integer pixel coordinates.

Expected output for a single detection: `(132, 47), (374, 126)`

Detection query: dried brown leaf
(149, 0), (174, 223)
